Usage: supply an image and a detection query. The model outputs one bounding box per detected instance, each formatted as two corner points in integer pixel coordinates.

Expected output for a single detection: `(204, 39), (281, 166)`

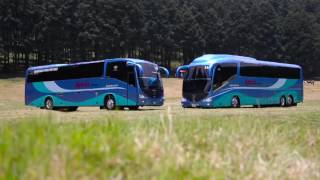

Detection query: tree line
(0, 0), (319, 77)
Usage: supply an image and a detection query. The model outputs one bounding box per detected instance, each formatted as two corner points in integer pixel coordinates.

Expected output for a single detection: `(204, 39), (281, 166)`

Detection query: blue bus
(25, 58), (169, 111)
(176, 54), (303, 108)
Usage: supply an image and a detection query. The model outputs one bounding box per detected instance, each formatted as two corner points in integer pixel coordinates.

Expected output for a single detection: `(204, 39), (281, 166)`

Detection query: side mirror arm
(159, 67), (170, 78)
(175, 65), (189, 78)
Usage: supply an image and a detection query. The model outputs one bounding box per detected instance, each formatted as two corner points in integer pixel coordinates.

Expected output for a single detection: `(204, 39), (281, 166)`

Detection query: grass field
(0, 78), (320, 179)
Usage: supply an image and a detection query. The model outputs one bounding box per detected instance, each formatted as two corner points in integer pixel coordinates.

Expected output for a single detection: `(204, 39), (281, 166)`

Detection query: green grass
(0, 110), (320, 179)
(0, 78), (320, 179)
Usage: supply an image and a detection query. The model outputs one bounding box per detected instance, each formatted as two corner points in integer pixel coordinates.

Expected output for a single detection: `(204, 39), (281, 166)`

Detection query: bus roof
(27, 58), (157, 71)
(111, 58), (158, 65)
(190, 54), (301, 69)
(27, 64), (68, 71)
(26, 60), (105, 71)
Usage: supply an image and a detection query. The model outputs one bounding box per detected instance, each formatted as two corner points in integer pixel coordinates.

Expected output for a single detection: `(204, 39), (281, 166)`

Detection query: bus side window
(106, 62), (127, 82)
(213, 63), (237, 90)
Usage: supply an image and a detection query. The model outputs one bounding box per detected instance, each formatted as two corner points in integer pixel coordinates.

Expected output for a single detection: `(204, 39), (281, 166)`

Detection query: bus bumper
(138, 97), (164, 106)
(181, 98), (212, 108)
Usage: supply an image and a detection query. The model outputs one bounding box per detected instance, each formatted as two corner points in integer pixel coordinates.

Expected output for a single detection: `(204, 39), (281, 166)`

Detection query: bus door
(127, 66), (138, 106)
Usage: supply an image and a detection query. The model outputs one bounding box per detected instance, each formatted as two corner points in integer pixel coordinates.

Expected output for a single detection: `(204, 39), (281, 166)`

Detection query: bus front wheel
(44, 97), (54, 110)
(105, 96), (116, 110)
(231, 96), (240, 108)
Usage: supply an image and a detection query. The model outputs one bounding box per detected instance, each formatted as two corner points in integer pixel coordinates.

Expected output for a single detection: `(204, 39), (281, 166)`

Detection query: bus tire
(44, 97), (54, 110)
(287, 95), (294, 107)
(280, 96), (286, 107)
(231, 96), (240, 108)
(105, 95), (116, 110)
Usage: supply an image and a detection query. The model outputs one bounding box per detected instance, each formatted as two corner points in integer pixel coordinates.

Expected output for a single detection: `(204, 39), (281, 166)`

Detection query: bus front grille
(143, 88), (163, 98)
(183, 92), (208, 102)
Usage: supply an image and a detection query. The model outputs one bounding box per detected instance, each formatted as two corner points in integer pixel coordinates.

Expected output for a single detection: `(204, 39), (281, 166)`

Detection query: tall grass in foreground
(0, 112), (320, 179)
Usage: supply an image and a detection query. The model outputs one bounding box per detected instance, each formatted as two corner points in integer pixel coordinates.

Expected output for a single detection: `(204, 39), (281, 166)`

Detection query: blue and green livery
(176, 54), (303, 108)
(25, 58), (169, 111)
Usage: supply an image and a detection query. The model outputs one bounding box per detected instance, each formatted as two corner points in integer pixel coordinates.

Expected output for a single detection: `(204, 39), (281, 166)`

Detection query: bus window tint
(240, 63), (300, 79)
(27, 62), (104, 82)
(127, 66), (136, 87)
(213, 63), (237, 90)
(138, 63), (158, 78)
(137, 62), (163, 98)
(187, 66), (209, 79)
(182, 65), (212, 102)
(59, 63), (104, 80)
(106, 62), (127, 82)
(137, 63), (162, 90)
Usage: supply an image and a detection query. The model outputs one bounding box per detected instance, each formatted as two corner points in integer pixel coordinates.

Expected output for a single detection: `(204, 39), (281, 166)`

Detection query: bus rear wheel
(287, 95), (294, 107)
(280, 96), (286, 107)
(44, 97), (54, 110)
(231, 96), (240, 108)
(105, 95), (116, 110)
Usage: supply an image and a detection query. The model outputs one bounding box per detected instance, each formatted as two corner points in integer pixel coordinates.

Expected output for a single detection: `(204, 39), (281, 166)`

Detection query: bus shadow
(48, 108), (164, 113)
(237, 105), (295, 109)
(199, 105), (295, 109)
(125, 108), (164, 111)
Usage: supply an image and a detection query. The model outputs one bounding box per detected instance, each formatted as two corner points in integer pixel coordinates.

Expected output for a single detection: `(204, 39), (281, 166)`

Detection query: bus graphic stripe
(211, 79), (289, 99)
(29, 93), (136, 107)
(226, 78), (287, 91)
(33, 81), (125, 93)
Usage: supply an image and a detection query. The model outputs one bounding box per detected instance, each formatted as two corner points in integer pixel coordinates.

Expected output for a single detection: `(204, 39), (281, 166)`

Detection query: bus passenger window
(213, 63), (237, 91)
(106, 62), (127, 82)
(27, 62), (104, 82)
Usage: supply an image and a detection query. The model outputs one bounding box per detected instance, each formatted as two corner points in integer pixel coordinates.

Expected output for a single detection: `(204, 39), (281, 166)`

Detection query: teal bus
(176, 54), (303, 108)
(25, 58), (169, 111)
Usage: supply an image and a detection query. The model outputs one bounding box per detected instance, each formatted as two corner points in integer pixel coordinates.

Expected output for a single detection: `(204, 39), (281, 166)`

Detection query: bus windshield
(183, 65), (211, 101)
(137, 63), (163, 97)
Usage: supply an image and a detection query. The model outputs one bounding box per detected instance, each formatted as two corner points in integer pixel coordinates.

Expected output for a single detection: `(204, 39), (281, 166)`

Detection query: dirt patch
(304, 81), (320, 101)
(163, 78), (183, 100)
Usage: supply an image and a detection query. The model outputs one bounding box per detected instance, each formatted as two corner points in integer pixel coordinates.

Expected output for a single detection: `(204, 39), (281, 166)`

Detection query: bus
(25, 58), (169, 111)
(176, 54), (303, 108)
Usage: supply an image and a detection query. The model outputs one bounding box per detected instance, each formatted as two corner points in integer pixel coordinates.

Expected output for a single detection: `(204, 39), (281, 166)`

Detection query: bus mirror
(127, 61), (136, 66)
(159, 67), (169, 78)
(135, 64), (144, 77)
(175, 65), (188, 78)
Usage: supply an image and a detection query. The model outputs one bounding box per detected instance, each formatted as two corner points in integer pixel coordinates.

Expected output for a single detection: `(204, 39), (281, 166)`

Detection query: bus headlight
(139, 94), (146, 99)
(203, 97), (212, 102)
(181, 98), (187, 102)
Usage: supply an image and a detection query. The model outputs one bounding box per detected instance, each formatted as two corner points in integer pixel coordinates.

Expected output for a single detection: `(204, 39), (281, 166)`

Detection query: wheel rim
(46, 99), (52, 109)
(232, 97), (239, 108)
(280, 97), (286, 107)
(107, 99), (115, 110)
(287, 96), (293, 106)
